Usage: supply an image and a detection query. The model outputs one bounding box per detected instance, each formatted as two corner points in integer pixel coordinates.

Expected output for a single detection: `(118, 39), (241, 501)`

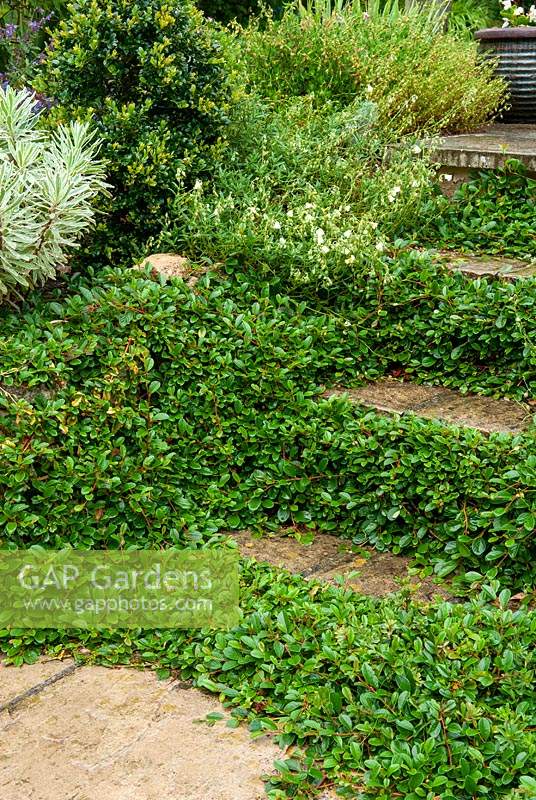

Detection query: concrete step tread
(324, 378), (532, 435)
(233, 530), (446, 600)
(441, 253), (536, 280)
(431, 123), (536, 171)
(0, 660), (281, 800)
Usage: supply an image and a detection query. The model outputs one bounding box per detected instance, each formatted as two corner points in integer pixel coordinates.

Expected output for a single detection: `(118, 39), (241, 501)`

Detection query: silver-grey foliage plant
(0, 87), (109, 296)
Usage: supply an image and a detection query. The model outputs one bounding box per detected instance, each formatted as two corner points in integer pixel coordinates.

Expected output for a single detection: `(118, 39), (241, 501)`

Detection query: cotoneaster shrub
(418, 160), (536, 260)
(0, 267), (535, 587)
(1, 565), (536, 800)
(235, 0), (505, 133)
(36, 0), (232, 263)
(0, 86), (107, 297)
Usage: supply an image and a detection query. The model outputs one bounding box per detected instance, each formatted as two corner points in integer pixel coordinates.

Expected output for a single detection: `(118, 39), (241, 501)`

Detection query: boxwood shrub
(36, 0), (231, 263)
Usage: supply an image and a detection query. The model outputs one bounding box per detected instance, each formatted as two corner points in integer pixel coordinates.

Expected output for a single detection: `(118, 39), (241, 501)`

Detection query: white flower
(376, 241), (386, 252)
(278, 236), (286, 245)
(370, 221), (379, 229)
(345, 255), (356, 264)
(363, 11), (370, 20)
(320, 245), (330, 254)
(193, 179), (203, 191)
(441, 173), (453, 182)
(387, 185), (401, 202)
(529, 4), (536, 21)
(304, 202), (315, 209)
(514, 5), (524, 14)
(366, 84), (373, 94)
(502, 17), (510, 26)
(502, 0), (512, 9)
(343, 229), (352, 238)
(412, 144), (422, 155)
(315, 227), (325, 244)
(272, 221), (281, 230)
(286, 209), (294, 217)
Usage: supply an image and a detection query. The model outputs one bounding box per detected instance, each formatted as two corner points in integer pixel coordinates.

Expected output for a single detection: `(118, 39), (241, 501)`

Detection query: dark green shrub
(37, 0), (231, 263)
(197, 0), (284, 25)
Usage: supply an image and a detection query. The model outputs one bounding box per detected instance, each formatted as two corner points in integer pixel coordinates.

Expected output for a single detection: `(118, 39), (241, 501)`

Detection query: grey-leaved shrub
(0, 86), (108, 297)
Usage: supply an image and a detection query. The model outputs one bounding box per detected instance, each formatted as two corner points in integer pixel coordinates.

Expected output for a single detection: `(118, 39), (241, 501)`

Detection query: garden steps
(232, 530), (447, 601)
(323, 378), (531, 435)
(429, 122), (536, 195)
(441, 253), (536, 280)
(0, 658), (284, 800)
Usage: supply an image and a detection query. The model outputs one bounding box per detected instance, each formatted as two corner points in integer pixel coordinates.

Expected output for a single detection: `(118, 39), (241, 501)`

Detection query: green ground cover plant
(418, 160), (536, 260)
(1, 268), (535, 587)
(36, 0), (232, 263)
(1, 2), (535, 798)
(1, 563), (535, 799)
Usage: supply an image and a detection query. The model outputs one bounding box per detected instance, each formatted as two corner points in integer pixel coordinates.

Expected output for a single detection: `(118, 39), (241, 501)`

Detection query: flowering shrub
(501, 0), (536, 26)
(38, 0), (232, 263)
(0, 86), (107, 296)
(236, 0), (505, 134)
(157, 96), (433, 292)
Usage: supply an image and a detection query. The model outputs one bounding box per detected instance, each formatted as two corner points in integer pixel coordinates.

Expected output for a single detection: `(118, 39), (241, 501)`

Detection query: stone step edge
(440, 253), (536, 281)
(322, 378), (531, 435)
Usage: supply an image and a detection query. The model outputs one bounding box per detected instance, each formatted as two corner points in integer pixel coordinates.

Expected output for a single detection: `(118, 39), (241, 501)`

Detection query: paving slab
(432, 123), (536, 172)
(0, 662), (281, 800)
(233, 530), (448, 600)
(428, 123), (536, 195)
(0, 657), (72, 707)
(324, 379), (531, 435)
(442, 253), (536, 281)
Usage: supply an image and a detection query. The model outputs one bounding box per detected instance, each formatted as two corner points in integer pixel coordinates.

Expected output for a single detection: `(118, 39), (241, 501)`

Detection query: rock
(137, 253), (203, 286)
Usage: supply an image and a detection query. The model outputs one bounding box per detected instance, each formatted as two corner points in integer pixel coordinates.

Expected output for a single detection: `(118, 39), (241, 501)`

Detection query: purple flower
(0, 23), (17, 39)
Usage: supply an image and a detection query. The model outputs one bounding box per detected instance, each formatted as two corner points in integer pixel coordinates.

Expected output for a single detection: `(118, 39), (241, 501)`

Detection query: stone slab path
(233, 530), (447, 601)
(324, 378), (531, 435)
(0, 659), (283, 800)
(442, 253), (536, 281)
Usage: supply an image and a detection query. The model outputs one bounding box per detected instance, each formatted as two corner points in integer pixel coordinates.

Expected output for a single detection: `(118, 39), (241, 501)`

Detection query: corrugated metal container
(475, 27), (536, 123)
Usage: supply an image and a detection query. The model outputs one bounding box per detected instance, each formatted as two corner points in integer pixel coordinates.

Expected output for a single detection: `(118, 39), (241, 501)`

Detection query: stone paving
(324, 378), (531, 435)
(428, 123), (536, 195)
(442, 253), (536, 281)
(433, 123), (536, 173)
(0, 659), (283, 800)
(233, 530), (447, 600)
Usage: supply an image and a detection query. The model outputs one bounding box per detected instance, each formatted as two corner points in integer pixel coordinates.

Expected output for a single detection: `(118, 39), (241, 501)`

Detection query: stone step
(0, 659), (282, 800)
(232, 530), (447, 601)
(441, 253), (536, 281)
(429, 122), (536, 196)
(324, 378), (531, 435)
